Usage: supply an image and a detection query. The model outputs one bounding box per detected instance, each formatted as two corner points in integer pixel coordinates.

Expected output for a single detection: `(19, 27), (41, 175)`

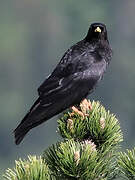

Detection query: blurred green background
(1, 0), (135, 177)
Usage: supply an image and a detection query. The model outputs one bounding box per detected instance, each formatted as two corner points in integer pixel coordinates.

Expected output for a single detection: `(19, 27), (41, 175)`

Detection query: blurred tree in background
(0, 0), (135, 178)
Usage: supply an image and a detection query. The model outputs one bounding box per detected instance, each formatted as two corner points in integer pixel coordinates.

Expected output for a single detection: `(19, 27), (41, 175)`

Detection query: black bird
(14, 23), (112, 145)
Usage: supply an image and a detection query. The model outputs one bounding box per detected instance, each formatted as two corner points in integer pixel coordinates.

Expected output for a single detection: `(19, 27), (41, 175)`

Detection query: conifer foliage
(3, 156), (51, 180)
(3, 99), (126, 180)
(118, 148), (135, 179)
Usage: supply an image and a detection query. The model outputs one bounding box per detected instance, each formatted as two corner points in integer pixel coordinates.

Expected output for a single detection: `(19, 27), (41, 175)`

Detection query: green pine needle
(3, 155), (51, 180)
(118, 148), (135, 179)
(58, 100), (123, 151)
(3, 100), (124, 180)
(43, 139), (117, 180)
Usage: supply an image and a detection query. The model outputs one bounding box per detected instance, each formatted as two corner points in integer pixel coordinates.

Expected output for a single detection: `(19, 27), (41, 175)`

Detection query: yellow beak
(95, 27), (102, 33)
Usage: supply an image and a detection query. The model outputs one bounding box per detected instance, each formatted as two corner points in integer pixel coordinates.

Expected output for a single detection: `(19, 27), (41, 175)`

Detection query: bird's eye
(94, 27), (102, 33)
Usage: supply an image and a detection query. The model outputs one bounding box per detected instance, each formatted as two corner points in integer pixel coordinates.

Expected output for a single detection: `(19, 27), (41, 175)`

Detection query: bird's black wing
(36, 43), (104, 110)
(29, 68), (100, 125)
(37, 47), (74, 96)
(35, 49), (103, 116)
(14, 49), (101, 145)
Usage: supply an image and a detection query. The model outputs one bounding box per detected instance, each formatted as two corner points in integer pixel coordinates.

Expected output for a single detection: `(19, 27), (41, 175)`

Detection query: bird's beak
(95, 27), (102, 33)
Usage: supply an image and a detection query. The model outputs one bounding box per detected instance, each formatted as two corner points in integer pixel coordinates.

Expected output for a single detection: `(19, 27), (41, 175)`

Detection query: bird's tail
(14, 111), (32, 145)
(14, 95), (71, 145)
(14, 98), (41, 145)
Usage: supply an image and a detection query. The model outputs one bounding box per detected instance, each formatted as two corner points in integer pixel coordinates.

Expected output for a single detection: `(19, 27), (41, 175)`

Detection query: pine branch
(58, 100), (123, 152)
(3, 99), (123, 180)
(118, 148), (135, 179)
(43, 100), (123, 179)
(43, 139), (99, 180)
(3, 155), (52, 180)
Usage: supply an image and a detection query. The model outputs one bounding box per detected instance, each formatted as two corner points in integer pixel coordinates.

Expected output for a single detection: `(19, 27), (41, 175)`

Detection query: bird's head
(85, 23), (108, 42)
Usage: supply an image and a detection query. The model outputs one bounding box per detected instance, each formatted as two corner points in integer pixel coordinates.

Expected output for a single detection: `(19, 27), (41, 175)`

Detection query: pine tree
(3, 99), (134, 180)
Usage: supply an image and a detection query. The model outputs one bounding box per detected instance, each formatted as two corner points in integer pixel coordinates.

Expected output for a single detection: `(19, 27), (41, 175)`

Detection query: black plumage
(14, 23), (112, 145)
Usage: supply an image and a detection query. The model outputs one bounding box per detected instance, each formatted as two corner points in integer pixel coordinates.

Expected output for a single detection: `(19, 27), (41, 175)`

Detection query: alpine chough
(14, 23), (112, 145)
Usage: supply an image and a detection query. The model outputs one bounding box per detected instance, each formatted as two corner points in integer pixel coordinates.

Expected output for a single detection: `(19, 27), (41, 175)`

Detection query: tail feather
(14, 95), (72, 145)
(14, 98), (53, 145)
(14, 98), (40, 145)
(14, 128), (30, 145)
(14, 112), (31, 145)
